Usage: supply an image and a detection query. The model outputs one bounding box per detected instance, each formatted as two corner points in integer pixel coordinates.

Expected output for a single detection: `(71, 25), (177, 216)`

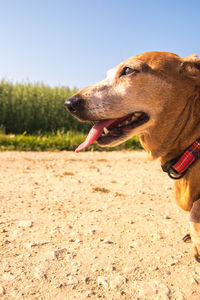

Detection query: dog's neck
(140, 89), (200, 167)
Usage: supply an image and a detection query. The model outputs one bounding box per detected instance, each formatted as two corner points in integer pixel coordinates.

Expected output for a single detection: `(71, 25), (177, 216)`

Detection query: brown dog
(65, 51), (200, 262)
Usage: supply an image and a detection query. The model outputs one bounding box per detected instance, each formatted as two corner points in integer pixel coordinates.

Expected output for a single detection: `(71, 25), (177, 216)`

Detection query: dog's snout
(64, 96), (84, 113)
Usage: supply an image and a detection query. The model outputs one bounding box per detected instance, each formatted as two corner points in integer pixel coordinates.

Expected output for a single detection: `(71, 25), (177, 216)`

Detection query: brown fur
(66, 51), (200, 259)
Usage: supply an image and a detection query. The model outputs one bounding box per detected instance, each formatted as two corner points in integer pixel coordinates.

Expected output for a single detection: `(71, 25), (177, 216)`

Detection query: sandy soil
(0, 151), (200, 300)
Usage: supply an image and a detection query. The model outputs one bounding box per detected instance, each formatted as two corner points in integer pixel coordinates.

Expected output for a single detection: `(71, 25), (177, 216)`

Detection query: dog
(64, 51), (200, 262)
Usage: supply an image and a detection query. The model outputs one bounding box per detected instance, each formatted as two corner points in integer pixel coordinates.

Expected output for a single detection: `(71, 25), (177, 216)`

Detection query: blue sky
(0, 0), (200, 89)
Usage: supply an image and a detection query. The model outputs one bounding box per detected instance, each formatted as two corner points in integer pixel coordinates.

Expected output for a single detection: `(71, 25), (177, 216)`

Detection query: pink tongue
(75, 119), (115, 153)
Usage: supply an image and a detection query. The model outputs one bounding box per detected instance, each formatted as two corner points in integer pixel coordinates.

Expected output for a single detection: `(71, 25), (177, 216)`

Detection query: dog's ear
(180, 54), (200, 82)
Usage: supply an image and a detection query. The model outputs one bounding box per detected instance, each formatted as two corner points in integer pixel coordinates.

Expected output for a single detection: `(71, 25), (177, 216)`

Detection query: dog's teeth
(125, 120), (130, 125)
(131, 115), (138, 121)
(131, 112), (142, 122)
(134, 112), (142, 117)
(104, 128), (109, 134)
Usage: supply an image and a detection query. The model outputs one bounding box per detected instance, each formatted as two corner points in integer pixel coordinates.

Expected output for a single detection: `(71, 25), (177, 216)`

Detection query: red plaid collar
(162, 138), (200, 180)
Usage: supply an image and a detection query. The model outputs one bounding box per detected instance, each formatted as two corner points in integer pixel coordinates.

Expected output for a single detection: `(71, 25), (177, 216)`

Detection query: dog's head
(65, 51), (200, 151)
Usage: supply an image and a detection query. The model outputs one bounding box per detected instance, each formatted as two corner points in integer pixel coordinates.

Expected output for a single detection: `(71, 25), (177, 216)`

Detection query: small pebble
(88, 229), (96, 235)
(101, 239), (114, 244)
(84, 277), (90, 284)
(0, 286), (5, 296)
(190, 276), (199, 284)
(35, 265), (48, 279)
(67, 275), (79, 286)
(75, 238), (82, 244)
(54, 248), (67, 259)
(133, 280), (170, 299)
(110, 276), (127, 289)
(130, 241), (142, 248)
(18, 220), (33, 228)
(27, 241), (49, 248)
(97, 276), (108, 289)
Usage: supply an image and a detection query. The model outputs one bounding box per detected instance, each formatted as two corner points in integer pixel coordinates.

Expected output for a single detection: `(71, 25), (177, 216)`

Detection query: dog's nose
(64, 96), (84, 113)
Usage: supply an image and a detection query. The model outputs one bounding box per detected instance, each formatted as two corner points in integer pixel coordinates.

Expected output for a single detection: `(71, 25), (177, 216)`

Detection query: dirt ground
(1, 151), (200, 300)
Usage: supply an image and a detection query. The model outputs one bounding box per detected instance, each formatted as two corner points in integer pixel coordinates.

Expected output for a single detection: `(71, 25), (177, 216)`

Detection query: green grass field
(0, 80), (90, 134)
(0, 80), (143, 151)
(0, 131), (142, 151)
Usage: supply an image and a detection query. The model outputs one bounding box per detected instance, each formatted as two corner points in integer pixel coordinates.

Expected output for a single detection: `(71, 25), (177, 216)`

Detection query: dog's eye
(120, 67), (140, 77)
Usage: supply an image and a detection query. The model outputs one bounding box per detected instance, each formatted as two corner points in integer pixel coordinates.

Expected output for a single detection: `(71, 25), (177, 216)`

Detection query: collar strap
(162, 138), (200, 180)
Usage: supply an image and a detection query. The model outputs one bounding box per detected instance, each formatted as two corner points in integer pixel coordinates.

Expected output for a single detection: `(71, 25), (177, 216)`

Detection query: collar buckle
(161, 138), (200, 180)
(162, 160), (186, 180)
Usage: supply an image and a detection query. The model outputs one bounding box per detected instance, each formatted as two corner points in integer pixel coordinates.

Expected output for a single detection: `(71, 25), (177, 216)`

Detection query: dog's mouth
(75, 112), (149, 152)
